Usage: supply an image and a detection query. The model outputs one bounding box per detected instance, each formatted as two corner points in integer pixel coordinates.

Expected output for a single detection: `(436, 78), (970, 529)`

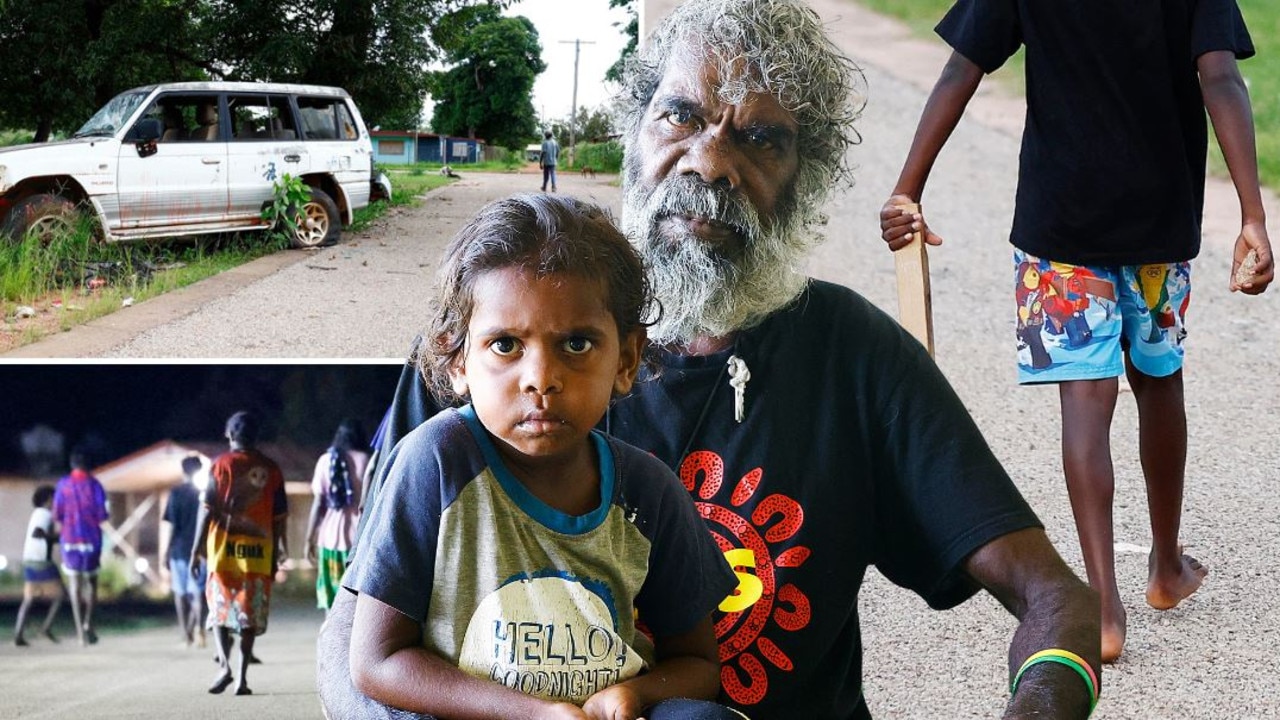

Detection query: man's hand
(582, 684), (645, 720)
(1230, 221), (1274, 294)
(880, 194), (942, 251)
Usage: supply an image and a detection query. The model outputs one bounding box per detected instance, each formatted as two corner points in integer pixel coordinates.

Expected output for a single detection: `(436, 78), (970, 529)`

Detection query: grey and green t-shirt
(344, 405), (736, 704)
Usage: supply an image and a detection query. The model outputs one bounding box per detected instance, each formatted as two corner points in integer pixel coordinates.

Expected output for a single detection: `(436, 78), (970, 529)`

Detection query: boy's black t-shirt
(938, 0), (1255, 266)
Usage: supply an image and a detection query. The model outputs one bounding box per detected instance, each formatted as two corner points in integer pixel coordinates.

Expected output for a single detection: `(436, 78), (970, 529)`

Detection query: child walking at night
(881, 0), (1274, 663)
(343, 194), (742, 720)
(14, 485), (64, 646)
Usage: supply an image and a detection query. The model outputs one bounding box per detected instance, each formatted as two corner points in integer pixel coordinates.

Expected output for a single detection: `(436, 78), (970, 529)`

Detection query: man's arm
(1199, 50), (1274, 294)
(350, 592), (589, 720)
(881, 50), (985, 251)
(306, 494), (324, 566)
(964, 527), (1100, 719)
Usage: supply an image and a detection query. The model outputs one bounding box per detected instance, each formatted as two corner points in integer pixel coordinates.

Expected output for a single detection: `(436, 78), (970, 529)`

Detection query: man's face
(623, 51), (813, 345)
(630, 57), (800, 252)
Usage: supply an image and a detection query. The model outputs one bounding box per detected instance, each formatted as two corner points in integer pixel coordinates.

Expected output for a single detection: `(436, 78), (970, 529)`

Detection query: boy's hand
(1230, 221), (1274, 294)
(540, 702), (592, 720)
(582, 684), (644, 720)
(880, 194), (942, 251)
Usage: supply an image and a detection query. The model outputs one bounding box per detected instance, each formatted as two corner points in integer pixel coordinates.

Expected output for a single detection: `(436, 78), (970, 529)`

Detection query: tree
(429, 4), (546, 150)
(0, 0), (510, 140)
(553, 105), (616, 147)
(604, 0), (637, 84)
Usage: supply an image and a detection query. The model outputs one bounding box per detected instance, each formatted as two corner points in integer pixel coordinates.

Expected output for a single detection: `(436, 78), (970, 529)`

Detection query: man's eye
(564, 337), (593, 355)
(745, 130), (776, 150)
(490, 338), (520, 356)
(665, 108), (695, 128)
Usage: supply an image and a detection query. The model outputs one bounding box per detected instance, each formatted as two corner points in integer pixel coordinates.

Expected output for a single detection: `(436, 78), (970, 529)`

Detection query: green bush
(571, 141), (623, 174)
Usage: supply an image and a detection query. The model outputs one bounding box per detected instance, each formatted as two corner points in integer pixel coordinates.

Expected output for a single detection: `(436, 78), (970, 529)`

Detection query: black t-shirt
(937, 0), (1254, 266)
(357, 281), (1041, 719)
(604, 281), (1039, 718)
(163, 482), (201, 561)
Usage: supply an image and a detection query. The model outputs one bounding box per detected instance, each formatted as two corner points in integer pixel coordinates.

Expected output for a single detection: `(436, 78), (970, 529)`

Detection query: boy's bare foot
(235, 685), (253, 696)
(209, 671), (234, 694)
(1147, 550), (1208, 610)
(42, 629), (58, 643)
(1101, 600), (1126, 664)
(14, 636), (28, 647)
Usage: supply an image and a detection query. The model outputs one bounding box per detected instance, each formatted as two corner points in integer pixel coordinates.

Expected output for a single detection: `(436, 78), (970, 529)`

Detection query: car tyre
(289, 187), (341, 249)
(1, 193), (83, 243)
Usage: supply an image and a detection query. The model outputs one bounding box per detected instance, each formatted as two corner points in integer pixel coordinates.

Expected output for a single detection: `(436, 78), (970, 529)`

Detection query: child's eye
(564, 337), (593, 355)
(490, 337), (520, 356)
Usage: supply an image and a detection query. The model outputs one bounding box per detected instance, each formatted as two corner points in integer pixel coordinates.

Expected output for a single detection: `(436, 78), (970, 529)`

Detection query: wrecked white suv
(0, 81), (391, 248)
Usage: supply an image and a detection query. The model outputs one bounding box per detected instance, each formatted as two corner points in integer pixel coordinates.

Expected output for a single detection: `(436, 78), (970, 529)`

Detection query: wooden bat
(892, 202), (935, 357)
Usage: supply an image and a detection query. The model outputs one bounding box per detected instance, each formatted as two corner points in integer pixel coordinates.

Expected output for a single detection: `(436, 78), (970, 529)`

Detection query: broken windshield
(74, 90), (151, 138)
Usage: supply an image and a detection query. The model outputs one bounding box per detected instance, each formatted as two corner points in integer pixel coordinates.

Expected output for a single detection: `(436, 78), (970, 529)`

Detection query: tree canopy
(605, 0), (637, 84)
(0, 0), (508, 141)
(428, 4), (546, 150)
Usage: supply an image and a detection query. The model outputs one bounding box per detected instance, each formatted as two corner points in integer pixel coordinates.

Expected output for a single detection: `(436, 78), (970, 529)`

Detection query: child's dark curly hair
(419, 193), (657, 403)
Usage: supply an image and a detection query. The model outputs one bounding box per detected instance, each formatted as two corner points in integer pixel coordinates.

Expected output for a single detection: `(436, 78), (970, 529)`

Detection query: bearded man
(318, 1), (1099, 718)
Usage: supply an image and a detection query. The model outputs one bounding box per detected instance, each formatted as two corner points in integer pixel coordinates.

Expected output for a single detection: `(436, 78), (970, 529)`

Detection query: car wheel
(1, 193), (84, 243)
(290, 187), (341, 249)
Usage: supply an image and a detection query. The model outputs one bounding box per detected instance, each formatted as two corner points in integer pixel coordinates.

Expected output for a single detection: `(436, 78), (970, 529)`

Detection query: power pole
(559, 39), (596, 167)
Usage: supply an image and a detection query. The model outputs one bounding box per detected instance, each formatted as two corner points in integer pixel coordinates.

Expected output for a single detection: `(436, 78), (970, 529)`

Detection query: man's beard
(622, 157), (814, 347)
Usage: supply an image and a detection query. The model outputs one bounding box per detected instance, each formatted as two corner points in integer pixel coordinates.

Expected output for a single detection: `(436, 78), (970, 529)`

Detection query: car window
(227, 95), (299, 141)
(75, 90), (150, 139)
(134, 94), (220, 143)
(296, 96), (357, 141)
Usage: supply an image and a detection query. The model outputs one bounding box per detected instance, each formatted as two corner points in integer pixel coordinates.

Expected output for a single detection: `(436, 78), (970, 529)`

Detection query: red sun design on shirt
(680, 450), (811, 707)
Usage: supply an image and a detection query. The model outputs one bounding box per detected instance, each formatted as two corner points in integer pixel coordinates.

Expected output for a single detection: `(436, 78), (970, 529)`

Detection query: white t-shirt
(24, 507), (55, 564)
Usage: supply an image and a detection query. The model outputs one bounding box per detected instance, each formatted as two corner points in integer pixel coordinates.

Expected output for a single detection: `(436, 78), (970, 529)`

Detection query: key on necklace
(727, 355), (750, 423)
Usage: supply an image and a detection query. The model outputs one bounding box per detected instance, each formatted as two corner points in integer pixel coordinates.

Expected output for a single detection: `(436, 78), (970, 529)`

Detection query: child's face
(452, 267), (643, 466)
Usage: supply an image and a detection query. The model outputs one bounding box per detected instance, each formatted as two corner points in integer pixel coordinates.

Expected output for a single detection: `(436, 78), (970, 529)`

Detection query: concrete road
(0, 596), (325, 720)
(3, 2), (1279, 719)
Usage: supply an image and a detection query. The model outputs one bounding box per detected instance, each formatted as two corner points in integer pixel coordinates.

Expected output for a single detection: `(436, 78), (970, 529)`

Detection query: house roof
(92, 439), (324, 494)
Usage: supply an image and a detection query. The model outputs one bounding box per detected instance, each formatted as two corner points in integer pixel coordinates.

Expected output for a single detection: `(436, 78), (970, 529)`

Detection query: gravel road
(4, 1), (1278, 718)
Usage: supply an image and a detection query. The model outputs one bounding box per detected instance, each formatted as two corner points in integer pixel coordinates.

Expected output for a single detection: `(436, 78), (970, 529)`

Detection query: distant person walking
(53, 449), (108, 647)
(193, 411), (288, 696)
(162, 455), (207, 648)
(539, 130), (560, 192)
(14, 484), (64, 646)
(306, 419), (369, 612)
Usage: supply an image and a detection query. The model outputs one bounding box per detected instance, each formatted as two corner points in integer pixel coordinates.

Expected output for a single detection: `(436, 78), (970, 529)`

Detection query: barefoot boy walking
(881, 0), (1275, 663)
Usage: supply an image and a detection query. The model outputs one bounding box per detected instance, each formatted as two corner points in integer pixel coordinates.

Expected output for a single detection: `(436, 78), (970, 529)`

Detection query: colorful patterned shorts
(206, 572), (272, 635)
(1013, 249), (1191, 384)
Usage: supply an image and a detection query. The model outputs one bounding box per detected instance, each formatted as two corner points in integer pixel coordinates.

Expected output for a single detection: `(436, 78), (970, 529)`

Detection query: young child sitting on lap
(344, 194), (742, 720)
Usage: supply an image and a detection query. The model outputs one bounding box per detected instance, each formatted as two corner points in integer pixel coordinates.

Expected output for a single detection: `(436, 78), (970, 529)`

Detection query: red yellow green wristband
(1010, 648), (1099, 715)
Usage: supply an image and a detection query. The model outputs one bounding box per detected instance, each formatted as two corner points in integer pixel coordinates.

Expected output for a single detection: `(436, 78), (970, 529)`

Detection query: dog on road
(580, 166), (597, 179)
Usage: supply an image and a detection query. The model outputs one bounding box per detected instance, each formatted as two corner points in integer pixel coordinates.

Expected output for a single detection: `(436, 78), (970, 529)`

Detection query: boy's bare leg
(174, 593), (191, 644)
(236, 630), (256, 695)
(1059, 377), (1125, 662)
(210, 627), (235, 693)
(67, 575), (87, 646)
(83, 575), (98, 643)
(39, 590), (62, 641)
(14, 587), (34, 645)
(1124, 363), (1208, 609)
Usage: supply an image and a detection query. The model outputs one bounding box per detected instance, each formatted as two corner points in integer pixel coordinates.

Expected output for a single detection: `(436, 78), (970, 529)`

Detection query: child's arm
(581, 617), (721, 720)
(881, 51), (985, 251)
(1199, 50), (1274, 294)
(350, 592), (590, 720)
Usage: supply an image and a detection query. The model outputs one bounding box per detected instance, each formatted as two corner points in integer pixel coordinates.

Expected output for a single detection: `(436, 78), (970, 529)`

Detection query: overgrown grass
(858, 0), (1278, 190)
(0, 129), (34, 147)
(0, 220), (291, 337)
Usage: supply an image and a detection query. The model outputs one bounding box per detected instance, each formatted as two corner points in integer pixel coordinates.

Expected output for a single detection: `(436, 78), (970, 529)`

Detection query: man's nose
(521, 347), (563, 396)
(677, 124), (741, 191)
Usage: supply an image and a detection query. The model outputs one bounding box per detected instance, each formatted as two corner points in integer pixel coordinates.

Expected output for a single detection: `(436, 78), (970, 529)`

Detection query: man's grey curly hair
(617, 0), (865, 207)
